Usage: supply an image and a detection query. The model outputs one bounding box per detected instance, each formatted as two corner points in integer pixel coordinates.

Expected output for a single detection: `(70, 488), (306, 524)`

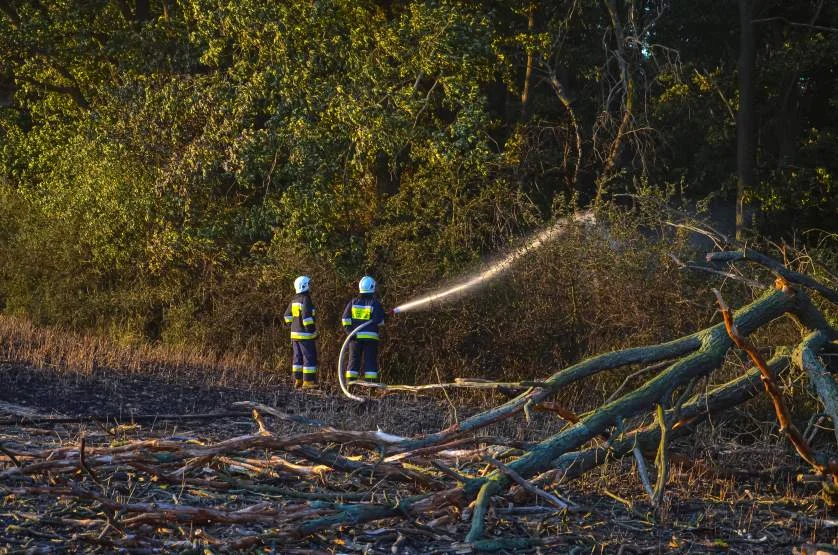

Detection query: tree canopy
(0, 0), (835, 351)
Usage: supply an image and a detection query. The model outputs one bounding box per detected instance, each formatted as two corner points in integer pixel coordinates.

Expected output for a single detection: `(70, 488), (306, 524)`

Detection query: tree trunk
(0, 0), (21, 26)
(597, 0), (636, 206)
(520, 4), (535, 120)
(549, 74), (582, 187)
(736, 0), (757, 240)
(135, 0), (151, 22)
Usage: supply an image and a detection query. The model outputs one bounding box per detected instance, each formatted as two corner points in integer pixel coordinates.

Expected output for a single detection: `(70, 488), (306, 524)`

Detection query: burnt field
(0, 362), (835, 554)
(0, 248), (836, 554)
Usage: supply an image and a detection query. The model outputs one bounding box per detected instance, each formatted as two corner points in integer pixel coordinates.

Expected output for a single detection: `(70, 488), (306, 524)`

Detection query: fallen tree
(0, 248), (835, 550)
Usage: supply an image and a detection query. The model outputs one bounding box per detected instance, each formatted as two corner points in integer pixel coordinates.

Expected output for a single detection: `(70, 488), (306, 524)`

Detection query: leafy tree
(0, 0), (834, 357)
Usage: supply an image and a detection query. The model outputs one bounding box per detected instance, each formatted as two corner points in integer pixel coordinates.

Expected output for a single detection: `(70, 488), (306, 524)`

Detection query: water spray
(391, 210), (595, 314)
(338, 210), (595, 400)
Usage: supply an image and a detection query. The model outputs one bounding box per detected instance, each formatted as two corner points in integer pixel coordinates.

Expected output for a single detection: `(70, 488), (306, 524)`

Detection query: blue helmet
(294, 275), (311, 293)
(358, 276), (376, 293)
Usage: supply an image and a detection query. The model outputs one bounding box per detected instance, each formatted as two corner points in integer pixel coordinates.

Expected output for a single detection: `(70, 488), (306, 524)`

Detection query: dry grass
(0, 314), (275, 388)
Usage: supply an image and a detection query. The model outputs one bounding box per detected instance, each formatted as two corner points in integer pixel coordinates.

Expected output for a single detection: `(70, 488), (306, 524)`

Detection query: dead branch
(485, 456), (569, 510)
(390, 331), (703, 454)
(668, 253), (765, 288)
(0, 411), (250, 426)
(232, 401), (325, 427)
(0, 443), (21, 468)
(651, 404), (669, 507)
(385, 436), (534, 463)
(708, 249), (838, 303)
(77, 435), (102, 489)
(465, 284), (797, 541)
(713, 288), (838, 481)
(350, 378), (550, 393)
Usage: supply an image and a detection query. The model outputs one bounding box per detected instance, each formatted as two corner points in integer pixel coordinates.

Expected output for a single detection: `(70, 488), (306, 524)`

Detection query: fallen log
(390, 333), (702, 454)
(465, 284), (797, 541)
(543, 354), (790, 484)
(794, 331), (838, 447)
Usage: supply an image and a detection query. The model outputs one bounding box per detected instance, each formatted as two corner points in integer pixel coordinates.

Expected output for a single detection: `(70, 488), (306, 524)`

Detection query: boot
(294, 378), (303, 389)
(301, 381), (318, 390)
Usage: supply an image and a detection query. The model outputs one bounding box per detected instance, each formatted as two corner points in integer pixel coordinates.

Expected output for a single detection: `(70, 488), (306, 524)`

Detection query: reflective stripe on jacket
(342, 294), (385, 340)
(284, 292), (317, 340)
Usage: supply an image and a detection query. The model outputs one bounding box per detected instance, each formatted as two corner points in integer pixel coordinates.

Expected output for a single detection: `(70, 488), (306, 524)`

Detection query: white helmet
(358, 275), (376, 293)
(294, 275), (311, 294)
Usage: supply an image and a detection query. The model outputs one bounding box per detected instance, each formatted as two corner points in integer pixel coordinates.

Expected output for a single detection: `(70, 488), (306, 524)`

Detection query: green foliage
(0, 0), (835, 378)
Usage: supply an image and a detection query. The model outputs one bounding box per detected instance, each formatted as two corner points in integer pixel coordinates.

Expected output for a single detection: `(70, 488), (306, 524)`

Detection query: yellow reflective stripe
(290, 331), (318, 340)
(291, 302), (304, 317)
(284, 316), (293, 323)
(363, 372), (378, 379)
(345, 370), (359, 378)
(302, 367), (317, 374)
(356, 332), (379, 340)
(351, 305), (372, 319)
(341, 318), (352, 326)
(302, 317), (315, 326)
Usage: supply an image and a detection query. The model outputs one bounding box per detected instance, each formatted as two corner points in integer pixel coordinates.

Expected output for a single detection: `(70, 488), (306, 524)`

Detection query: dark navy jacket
(341, 294), (385, 340)
(284, 292), (317, 340)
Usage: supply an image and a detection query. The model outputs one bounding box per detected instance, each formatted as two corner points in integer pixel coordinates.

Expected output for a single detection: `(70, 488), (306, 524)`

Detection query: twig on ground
(485, 456), (569, 510)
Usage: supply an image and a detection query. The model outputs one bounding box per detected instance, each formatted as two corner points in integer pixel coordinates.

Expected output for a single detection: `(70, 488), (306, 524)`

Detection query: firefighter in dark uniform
(283, 275), (318, 389)
(341, 276), (385, 383)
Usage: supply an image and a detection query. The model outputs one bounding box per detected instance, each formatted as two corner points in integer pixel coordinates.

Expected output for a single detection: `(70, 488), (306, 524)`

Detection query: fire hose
(335, 214), (592, 401)
(337, 309), (401, 402)
(336, 319), (374, 402)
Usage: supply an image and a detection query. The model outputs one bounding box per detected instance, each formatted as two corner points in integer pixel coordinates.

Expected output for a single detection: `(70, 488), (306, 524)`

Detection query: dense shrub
(1, 1), (835, 389)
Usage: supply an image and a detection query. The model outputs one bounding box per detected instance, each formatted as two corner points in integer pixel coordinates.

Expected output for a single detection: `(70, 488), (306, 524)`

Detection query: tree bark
(549, 74), (582, 187)
(391, 330), (703, 454)
(597, 0), (636, 205)
(547, 355), (790, 484)
(520, 4), (535, 119)
(465, 286), (797, 541)
(736, 0), (758, 240)
(795, 331), (838, 447)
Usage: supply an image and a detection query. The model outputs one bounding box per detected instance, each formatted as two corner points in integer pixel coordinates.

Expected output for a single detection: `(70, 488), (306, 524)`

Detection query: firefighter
(283, 275), (318, 389)
(341, 276), (386, 383)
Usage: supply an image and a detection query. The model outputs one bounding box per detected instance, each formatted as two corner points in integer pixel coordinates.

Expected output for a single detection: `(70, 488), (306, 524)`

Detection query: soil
(1, 362), (836, 554)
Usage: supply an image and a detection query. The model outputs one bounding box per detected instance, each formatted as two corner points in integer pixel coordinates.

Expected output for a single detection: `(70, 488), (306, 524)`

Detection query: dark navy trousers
(292, 340), (317, 383)
(346, 339), (378, 381)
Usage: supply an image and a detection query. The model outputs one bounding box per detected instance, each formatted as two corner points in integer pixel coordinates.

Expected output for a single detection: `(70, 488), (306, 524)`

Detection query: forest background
(0, 0), (835, 387)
